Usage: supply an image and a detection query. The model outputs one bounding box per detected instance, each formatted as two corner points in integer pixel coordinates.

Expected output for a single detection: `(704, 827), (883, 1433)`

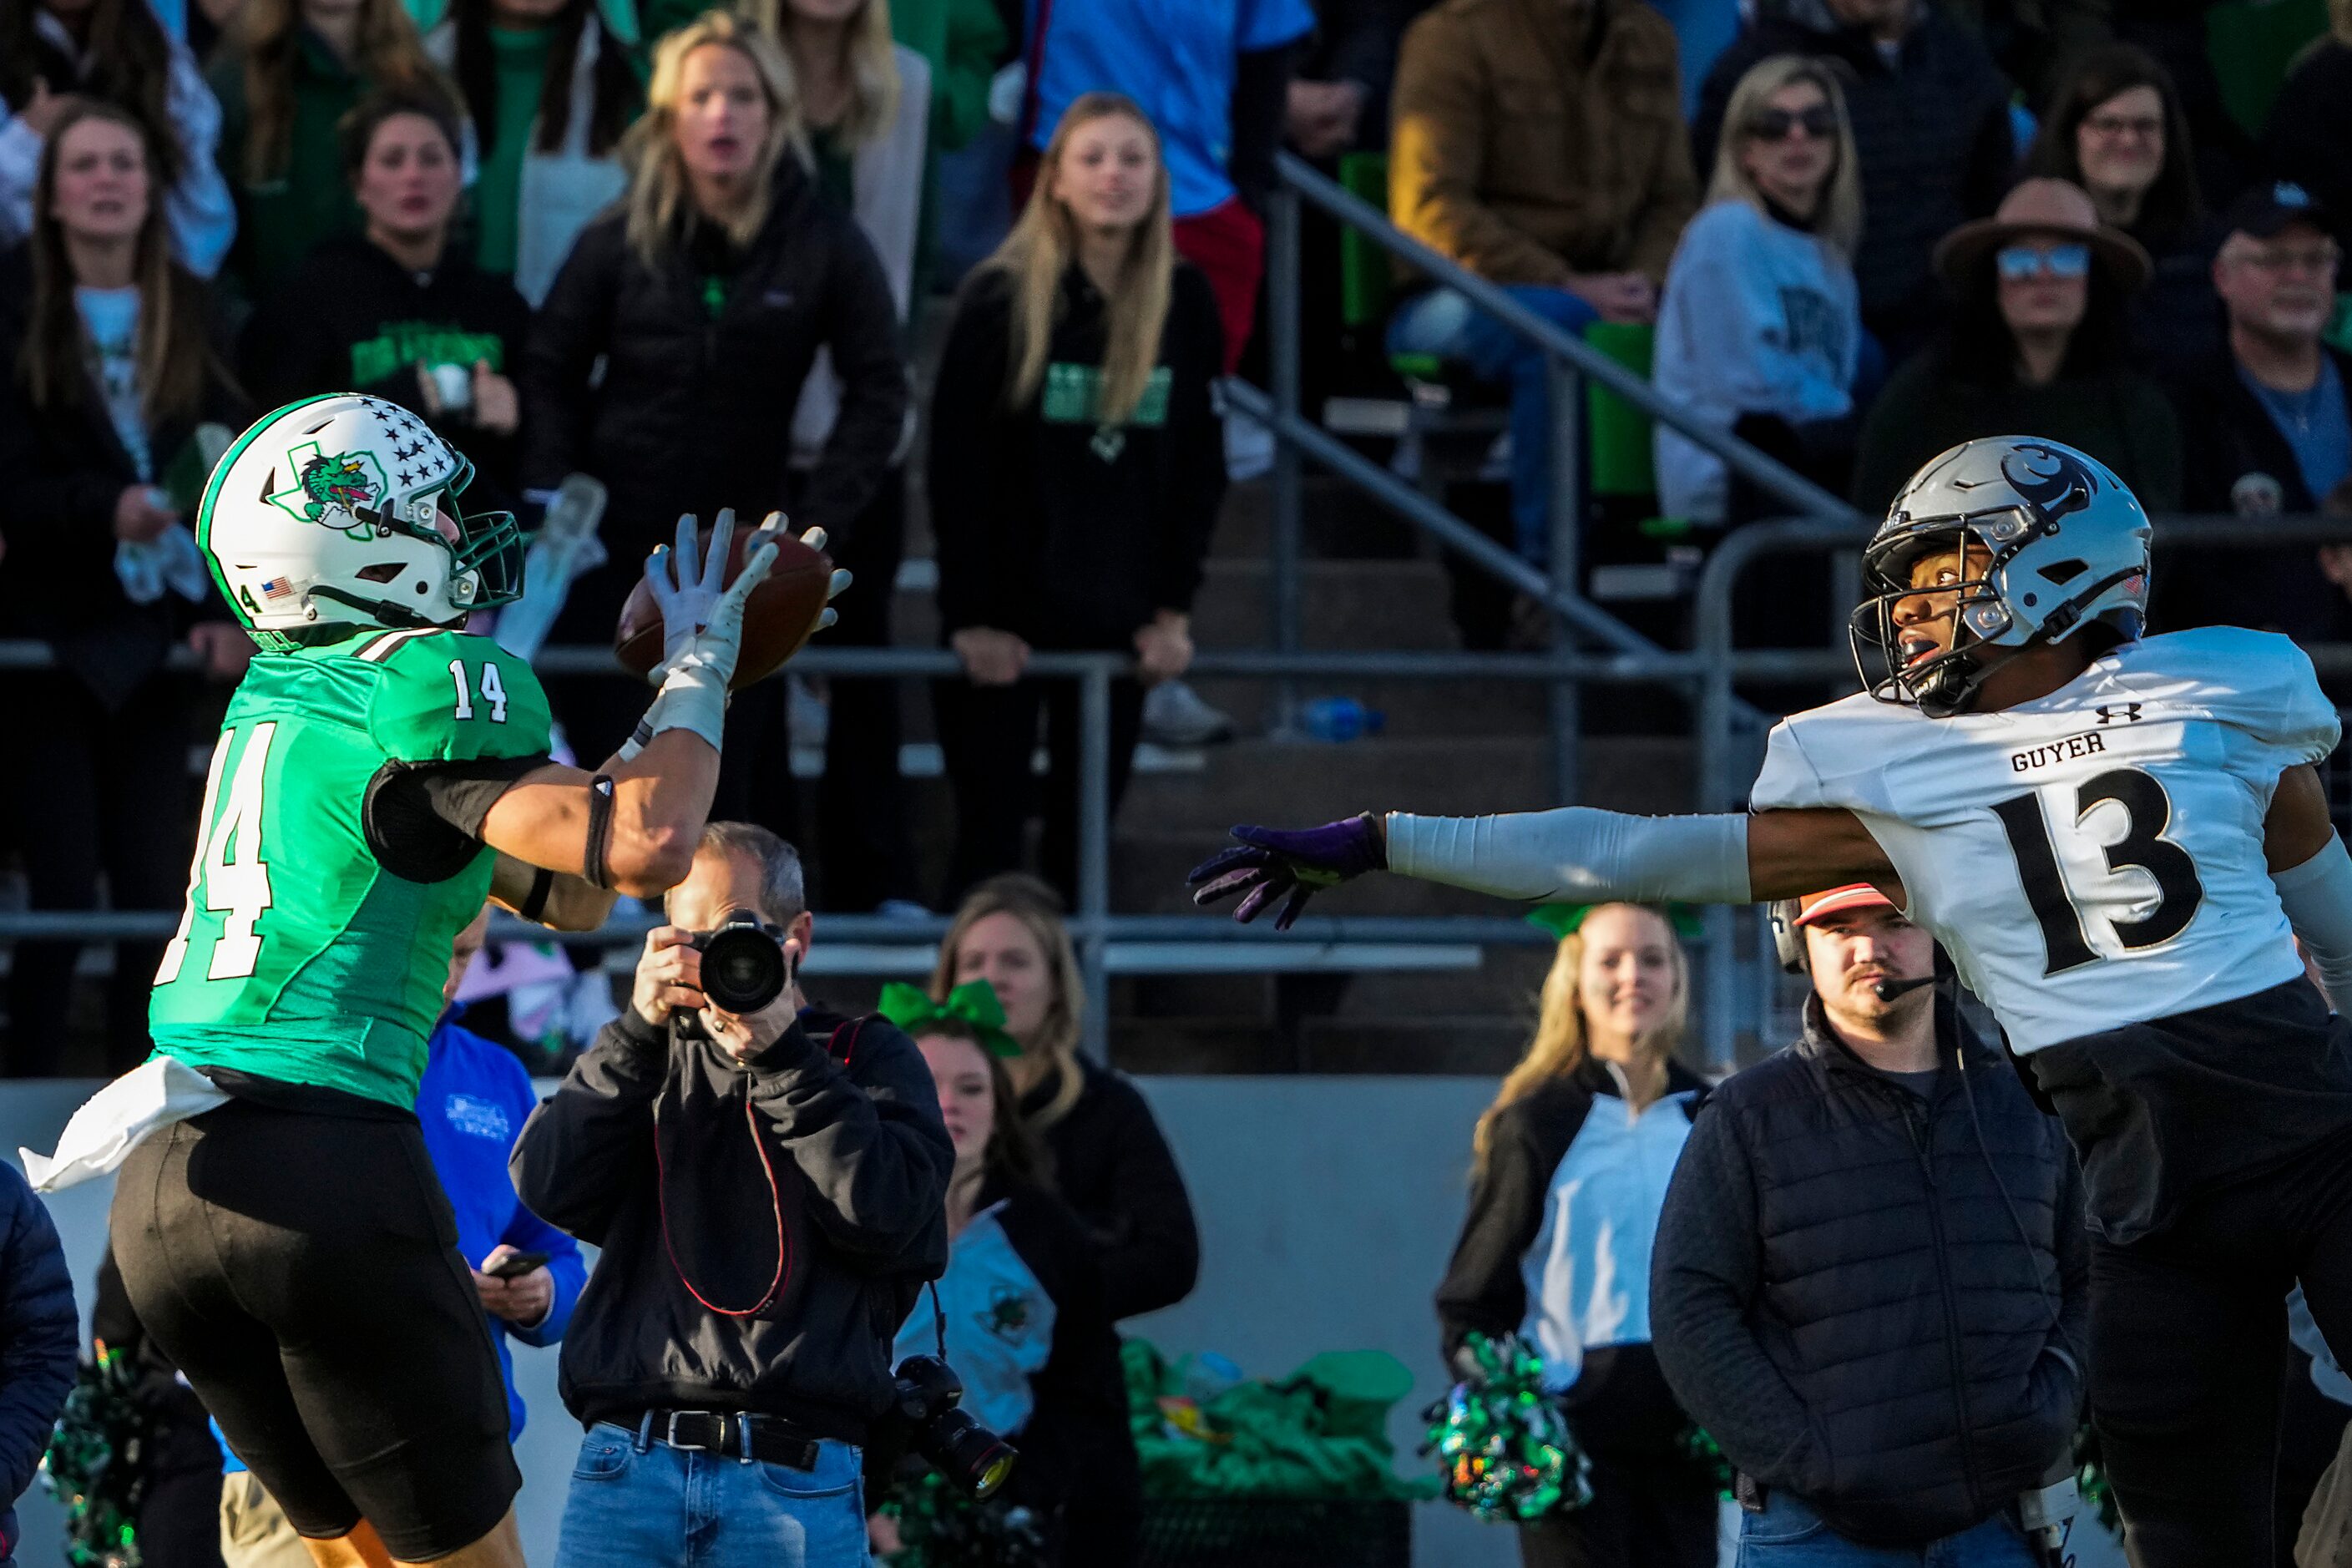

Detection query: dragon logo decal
(266, 442), (389, 538)
(1999, 441), (2099, 524)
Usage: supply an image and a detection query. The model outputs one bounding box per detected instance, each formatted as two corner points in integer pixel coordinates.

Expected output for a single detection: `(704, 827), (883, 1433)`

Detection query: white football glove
(623, 509), (781, 758)
(797, 523), (852, 633)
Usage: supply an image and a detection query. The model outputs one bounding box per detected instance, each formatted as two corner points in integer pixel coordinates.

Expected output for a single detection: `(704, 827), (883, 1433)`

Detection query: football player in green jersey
(102, 393), (837, 1568)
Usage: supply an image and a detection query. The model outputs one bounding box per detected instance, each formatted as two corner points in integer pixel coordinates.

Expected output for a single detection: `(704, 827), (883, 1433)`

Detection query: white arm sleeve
(1383, 808), (1754, 906)
(2276, 834), (2352, 1014)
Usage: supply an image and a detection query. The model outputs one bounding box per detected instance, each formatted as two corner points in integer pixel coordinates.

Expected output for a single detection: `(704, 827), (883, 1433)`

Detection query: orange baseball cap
(1792, 884), (1894, 926)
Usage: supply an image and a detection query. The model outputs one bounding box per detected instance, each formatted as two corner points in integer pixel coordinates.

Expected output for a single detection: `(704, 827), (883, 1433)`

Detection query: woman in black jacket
(928, 93), (1224, 905)
(518, 10), (907, 817)
(880, 993), (1141, 1565)
(0, 103), (245, 1075)
(932, 874), (1200, 1321)
(240, 87), (532, 502)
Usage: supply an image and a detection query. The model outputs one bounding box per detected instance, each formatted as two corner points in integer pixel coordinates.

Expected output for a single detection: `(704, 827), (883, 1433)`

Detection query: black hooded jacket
(1650, 996), (2087, 1545)
(518, 154), (910, 631)
(511, 1001), (953, 1443)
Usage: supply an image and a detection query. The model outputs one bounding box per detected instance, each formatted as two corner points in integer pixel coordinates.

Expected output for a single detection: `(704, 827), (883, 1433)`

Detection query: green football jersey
(149, 625), (553, 1107)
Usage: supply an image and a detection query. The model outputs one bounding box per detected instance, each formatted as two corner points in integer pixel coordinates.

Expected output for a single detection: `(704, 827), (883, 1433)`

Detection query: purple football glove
(1186, 813), (1388, 929)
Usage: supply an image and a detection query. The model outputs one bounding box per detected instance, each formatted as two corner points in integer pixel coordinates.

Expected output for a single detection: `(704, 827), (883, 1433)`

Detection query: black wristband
(518, 866), (554, 923)
(584, 776), (617, 890)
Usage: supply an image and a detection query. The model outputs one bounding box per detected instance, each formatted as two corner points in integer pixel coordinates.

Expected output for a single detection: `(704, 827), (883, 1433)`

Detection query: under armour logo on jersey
(2096, 703), (2143, 725)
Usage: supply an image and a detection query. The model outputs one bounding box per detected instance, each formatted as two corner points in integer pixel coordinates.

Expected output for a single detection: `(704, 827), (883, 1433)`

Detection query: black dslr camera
(891, 1355), (1017, 1498)
(670, 909), (792, 1039)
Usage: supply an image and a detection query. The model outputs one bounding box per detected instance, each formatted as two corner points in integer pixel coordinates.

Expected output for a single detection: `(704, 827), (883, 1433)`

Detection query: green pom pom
(1420, 1332), (1591, 1524)
(43, 1347), (151, 1568)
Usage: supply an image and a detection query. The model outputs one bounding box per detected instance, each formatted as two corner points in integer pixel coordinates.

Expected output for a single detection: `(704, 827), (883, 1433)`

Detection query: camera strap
(650, 1093), (790, 1317)
(927, 1279), (948, 1359)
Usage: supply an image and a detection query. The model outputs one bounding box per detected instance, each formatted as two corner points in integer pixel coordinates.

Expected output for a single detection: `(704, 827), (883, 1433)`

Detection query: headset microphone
(1871, 975), (1937, 1002)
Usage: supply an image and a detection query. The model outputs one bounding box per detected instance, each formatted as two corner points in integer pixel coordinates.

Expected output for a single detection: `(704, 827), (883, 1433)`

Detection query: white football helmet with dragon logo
(1850, 436), (2152, 717)
(199, 393), (524, 647)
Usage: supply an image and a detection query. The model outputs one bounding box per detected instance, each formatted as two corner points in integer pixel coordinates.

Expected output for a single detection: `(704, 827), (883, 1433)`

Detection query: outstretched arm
(1191, 806), (1892, 927)
(2269, 765), (2352, 1012)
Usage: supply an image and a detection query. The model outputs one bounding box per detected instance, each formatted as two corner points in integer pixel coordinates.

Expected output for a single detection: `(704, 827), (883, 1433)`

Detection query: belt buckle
(664, 1411), (714, 1452)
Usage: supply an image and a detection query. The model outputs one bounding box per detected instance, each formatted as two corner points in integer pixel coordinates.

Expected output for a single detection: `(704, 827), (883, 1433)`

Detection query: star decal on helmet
(266, 443), (390, 538)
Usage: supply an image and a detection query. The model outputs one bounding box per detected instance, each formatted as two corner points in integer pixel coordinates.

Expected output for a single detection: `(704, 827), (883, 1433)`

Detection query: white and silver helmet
(198, 393), (524, 648)
(1850, 436), (2151, 717)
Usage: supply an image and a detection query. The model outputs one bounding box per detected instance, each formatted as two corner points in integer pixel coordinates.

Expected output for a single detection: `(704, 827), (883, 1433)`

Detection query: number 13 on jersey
(1992, 765), (2207, 976)
(156, 724), (277, 984)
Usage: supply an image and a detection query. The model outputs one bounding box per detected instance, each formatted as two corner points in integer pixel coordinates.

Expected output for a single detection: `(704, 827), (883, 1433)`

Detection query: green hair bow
(1525, 902), (1706, 942)
(877, 980), (1023, 1058)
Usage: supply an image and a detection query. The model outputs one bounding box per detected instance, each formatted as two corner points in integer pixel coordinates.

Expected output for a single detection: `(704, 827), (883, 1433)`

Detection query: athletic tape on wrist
(584, 776), (617, 891)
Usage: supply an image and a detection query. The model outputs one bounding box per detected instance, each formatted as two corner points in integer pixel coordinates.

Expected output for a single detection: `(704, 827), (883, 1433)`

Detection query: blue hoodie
(221, 1009), (585, 1469)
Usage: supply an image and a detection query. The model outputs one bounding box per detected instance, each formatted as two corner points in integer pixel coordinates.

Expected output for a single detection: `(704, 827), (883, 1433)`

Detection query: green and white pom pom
(1422, 1331), (1592, 1524)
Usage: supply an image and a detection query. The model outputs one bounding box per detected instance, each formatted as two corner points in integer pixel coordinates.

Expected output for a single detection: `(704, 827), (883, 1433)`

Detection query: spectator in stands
(218, 907), (586, 1568)
(933, 876), (1199, 1323)
(209, 0), (458, 297)
(929, 94), (1223, 903)
(519, 13), (908, 802)
(1287, 0), (1401, 159)
(0, 0), (235, 277)
(1436, 903), (1716, 1568)
(1015, 0), (1312, 376)
(754, 0), (929, 914)
(2023, 43), (2219, 382)
(1651, 886), (2086, 1563)
(1388, 0), (1699, 567)
(1654, 53), (1863, 528)
(2261, 3), (2352, 245)
(239, 88), (530, 500)
(425, 0), (643, 307)
(0, 103), (246, 1075)
(1850, 178), (2181, 514)
(1697, 0), (2012, 358)
(2162, 181), (2352, 645)
(870, 986), (1141, 1566)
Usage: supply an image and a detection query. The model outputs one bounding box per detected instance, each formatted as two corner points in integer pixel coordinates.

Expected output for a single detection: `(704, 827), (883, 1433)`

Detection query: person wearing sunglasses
(1850, 176), (2181, 518)
(1655, 54), (1864, 532)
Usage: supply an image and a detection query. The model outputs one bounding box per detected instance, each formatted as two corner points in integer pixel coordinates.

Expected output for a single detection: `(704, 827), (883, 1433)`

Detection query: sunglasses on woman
(1995, 243), (2091, 281)
(1747, 106), (1839, 142)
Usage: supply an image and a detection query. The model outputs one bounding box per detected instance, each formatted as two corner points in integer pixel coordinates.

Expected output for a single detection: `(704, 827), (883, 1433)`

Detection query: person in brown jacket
(1386, 0), (1698, 566)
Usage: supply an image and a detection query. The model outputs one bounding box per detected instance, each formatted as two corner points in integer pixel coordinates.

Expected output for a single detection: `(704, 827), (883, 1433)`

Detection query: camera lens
(924, 1408), (1017, 1500)
(697, 923), (786, 1014)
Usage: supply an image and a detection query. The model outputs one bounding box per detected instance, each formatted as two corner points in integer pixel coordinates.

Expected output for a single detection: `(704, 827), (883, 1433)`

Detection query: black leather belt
(634, 1409), (820, 1471)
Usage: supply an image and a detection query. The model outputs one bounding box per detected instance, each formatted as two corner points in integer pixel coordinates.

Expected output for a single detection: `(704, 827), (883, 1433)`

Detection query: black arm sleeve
(362, 753), (552, 882)
(1229, 39), (1302, 212)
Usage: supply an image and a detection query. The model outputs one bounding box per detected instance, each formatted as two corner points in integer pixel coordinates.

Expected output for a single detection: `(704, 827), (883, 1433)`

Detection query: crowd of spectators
(6, 0), (2352, 1059)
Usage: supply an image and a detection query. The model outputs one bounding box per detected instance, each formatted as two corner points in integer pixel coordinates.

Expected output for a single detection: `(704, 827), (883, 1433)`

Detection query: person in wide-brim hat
(1932, 176), (2152, 291)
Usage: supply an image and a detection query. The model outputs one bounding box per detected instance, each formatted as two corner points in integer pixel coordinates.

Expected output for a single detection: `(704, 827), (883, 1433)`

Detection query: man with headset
(1648, 885), (2089, 1565)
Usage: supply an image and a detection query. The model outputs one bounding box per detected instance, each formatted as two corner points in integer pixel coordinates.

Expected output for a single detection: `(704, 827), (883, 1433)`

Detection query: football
(613, 520), (833, 690)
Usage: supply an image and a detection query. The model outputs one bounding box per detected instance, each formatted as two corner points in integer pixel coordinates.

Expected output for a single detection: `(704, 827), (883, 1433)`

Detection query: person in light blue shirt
(1017, 0), (1314, 371)
(217, 909), (585, 1565)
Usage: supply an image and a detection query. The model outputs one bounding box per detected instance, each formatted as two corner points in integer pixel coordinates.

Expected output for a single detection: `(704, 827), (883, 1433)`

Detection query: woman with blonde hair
(927, 93), (1224, 905)
(750, 0), (933, 914)
(1434, 903), (1716, 1568)
(207, 0), (458, 294)
(1652, 53), (1864, 529)
(518, 8), (907, 822)
(929, 873), (1186, 1564)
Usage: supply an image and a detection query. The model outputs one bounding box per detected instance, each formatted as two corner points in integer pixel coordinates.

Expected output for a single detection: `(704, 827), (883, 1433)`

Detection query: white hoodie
(1652, 197), (1859, 524)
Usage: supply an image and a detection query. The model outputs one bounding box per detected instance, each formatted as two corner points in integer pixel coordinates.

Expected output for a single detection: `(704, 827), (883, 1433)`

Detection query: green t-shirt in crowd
(149, 626), (552, 1108)
(210, 31), (370, 299)
(473, 24), (556, 278)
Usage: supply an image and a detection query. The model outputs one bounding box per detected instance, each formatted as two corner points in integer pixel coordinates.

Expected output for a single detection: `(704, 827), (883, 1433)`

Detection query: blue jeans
(555, 1421), (869, 1568)
(1736, 1490), (2041, 1566)
(1386, 283), (1601, 565)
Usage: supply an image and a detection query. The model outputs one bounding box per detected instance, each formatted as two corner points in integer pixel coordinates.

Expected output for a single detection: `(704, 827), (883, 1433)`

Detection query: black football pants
(2086, 1124), (2352, 1567)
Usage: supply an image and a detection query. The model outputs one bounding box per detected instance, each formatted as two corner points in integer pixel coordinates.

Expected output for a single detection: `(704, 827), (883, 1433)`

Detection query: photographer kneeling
(513, 822), (953, 1568)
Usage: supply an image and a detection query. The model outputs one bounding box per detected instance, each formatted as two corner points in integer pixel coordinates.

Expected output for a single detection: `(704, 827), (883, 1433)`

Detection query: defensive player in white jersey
(1192, 436), (2352, 1565)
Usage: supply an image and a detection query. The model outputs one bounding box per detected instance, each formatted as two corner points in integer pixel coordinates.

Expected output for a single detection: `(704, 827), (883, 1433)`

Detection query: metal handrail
(1273, 152), (1863, 524)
